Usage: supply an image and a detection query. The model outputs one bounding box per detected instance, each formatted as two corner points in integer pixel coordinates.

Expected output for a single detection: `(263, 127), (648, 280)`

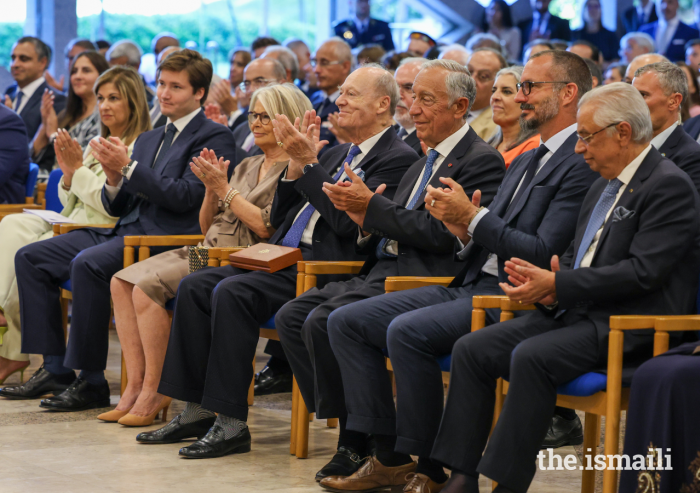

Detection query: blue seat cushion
(261, 316), (276, 330)
(436, 354), (451, 372)
(60, 279), (71, 291)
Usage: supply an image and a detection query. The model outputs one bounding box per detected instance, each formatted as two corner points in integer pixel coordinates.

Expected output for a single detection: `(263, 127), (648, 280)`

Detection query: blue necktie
(281, 145), (363, 248)
(573, 178), (624, 269)
(14, 90), (23, 112)
(376, 149), (439, 258)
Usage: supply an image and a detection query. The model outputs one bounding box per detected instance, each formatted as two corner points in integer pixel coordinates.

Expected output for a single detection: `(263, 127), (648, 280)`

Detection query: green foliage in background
(0, 23), (24, 69)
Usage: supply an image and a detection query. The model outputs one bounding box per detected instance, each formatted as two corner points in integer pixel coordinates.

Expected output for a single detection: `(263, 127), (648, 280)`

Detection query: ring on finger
(201, 173), (206, 178)
(430, 199), (436, 207)
(61, 147), (65, 151)
(277, 141), (284, 147)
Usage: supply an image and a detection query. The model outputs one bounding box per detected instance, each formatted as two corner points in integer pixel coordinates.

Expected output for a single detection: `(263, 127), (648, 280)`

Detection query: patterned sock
(214, 414), (248, 440)
(179, 402), (216, 425)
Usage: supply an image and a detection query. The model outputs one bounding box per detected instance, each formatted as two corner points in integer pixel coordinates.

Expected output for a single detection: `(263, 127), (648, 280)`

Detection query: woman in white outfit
(0, 66), (151, 383)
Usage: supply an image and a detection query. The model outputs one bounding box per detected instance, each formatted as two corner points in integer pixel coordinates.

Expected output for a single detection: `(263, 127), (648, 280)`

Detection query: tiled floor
(0, 334), (589, 493)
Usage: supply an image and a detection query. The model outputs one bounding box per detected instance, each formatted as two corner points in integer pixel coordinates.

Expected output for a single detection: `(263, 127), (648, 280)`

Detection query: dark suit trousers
(431, 310), (601, 493)
(327, 275), (501, 458)
(16, 229), (125, 370)
(158, 264), (298, 420)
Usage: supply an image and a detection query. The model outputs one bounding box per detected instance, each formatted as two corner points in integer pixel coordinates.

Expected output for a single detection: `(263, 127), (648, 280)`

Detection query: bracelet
(223, 188), (240, 209)
(60, 177), (71, 191)
(467, 206), (485, 226)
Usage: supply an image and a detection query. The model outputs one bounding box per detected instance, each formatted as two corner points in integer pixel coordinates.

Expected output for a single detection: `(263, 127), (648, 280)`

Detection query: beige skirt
(113, 247), (190, 308)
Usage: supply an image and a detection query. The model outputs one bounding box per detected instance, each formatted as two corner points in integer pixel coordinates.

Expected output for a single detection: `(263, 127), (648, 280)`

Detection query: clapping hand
(90, 136), (130, 186)
(190, 148), (230, 198)
(44, 71), (64, 92)
(425, 177), (481, 242)
(272, 110), (328, 179)
(209, 79), (238, 115)
(54, 129), (83, 186)
(204, 103), (228, 126)
(500, 256), (559, 306)
(328, 112), (352, 145)
(40, 89), (58, 138)
(3, 95), (12, 108)
(323, 163), (386, 227)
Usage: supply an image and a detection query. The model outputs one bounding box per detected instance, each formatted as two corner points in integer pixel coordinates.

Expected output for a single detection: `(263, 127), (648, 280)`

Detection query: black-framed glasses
(576, 122), (620, 145)
(310, 58), (344, 68)
(248, 111), (271, 125)
(516, 80), (570, 96)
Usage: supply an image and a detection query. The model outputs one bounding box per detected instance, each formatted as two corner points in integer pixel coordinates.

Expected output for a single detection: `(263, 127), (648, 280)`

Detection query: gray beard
(519, 93), (560, 132)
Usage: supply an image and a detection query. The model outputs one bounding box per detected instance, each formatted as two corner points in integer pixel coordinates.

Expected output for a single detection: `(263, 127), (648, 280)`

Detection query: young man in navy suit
(0, 104), (30, 204)
(640, 0), (699, 61)
(3, 50), (237, 411)
(323, 51), (597, 492)
(431, 82), (700, 493)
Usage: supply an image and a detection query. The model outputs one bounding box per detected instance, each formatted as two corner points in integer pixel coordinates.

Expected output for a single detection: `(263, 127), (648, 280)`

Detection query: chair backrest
(25, 163), (39, 199)
(44, 168), (64, 213)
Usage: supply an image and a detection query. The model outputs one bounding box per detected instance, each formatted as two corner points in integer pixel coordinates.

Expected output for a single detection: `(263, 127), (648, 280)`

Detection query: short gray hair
(321, 36), (353, 64)
(361, 63), (400, 115)
(620, 32), (656, 53)
(635, 61), (688, 114)
(262, 45), (300, 81)
(579, 82), (653, 144)
(420, 59), (477, 116)
(496, 65), (524, 83)
(398, 57), (429, 69)
(466, 33), (504, 57)
(106, 40), (143, 67)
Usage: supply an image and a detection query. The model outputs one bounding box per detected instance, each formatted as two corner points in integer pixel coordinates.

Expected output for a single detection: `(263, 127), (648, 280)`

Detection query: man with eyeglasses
(466, 48), (507, 141)
(632, 61), (700, 193)
(320, 50), (597, 493)
(431, 81), (700, 493)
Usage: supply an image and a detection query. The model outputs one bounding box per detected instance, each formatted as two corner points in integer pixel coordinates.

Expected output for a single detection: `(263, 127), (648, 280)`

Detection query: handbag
(188, 246), (210, 274)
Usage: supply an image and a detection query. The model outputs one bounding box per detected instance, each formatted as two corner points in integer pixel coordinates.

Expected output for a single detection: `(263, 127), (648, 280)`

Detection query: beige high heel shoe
(118, 397), (172, 427)
(0, 361), (30, 385)
(97, 406), (133, 423)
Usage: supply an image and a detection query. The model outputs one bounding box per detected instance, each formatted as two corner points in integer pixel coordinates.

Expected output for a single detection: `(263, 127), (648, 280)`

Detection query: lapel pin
(629, 189), (633, 193)
(447, 163), (453, 168)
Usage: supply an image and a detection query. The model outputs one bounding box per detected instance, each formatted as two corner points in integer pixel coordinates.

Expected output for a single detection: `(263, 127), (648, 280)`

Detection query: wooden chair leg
(60, 298), (69, 340)
(296, 394), (310, 458)
(291, 377), (299, 455)
(309, 413), (314, 422)
(491, 378), (505, 434)
(602, 330), (624, 493)
(248, 361), (255, 406)
(120, 351), (127, 396)
(326, 418), (338, 428)
(581, 412), (600, 493)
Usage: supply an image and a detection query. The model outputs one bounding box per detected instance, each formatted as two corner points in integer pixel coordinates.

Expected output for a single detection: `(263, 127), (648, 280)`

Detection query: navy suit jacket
(314, 97), (340, 153)
(683, 114), (700, 140)
(333, 18), (395, 51)
(451, 132), (599, 287)
(403, 130), (424, 158)
(640, 21), (699, 61)
(0, 104), (30, 203)
(657, 124), (700, 194)
(621, 5), (658, 33)
(269, 127), (418, 272)
(554, 147), (700, 356)
(359, 127), (506, 277)
(4, 81), (66, 141)
(101, 109), (237, 236)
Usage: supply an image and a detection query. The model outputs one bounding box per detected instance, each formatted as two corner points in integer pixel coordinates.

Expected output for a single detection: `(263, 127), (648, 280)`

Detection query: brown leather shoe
(403, 473), (447, 492)
(320, 456), (416, 491)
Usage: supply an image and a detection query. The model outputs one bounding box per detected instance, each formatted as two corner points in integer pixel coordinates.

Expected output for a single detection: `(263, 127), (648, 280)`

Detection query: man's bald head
(624, 53), (669, 83)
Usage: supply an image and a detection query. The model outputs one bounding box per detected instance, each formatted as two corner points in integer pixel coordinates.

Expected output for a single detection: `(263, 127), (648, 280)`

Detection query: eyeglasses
(248, 111), (271, 125)
(310, 58), (344, 68)
(516, 80), (570, 96)
(576, 122), (620, 145)
(239, 78), (278, 91)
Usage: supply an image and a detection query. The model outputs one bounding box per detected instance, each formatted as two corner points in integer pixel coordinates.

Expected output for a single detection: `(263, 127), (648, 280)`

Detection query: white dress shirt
(105, 107), (202, 201)
(578, 145), (651, 268)
(14, 76), (45, 114)
(650, 121), (678, 150)
(656, 15), (680, 55)
(466, 123), (578, 277)
(291, 126), (391, 246)
(637, 0), (655, 25)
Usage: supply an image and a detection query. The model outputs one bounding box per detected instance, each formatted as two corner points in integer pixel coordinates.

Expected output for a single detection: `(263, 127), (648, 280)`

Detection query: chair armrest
(0, 204), (41, 212)
(472, 295), (507, 309)
(123, 235), (205, 247)
(500, 299), (536, 312)
(609, 315), (658, 330)
(59, 223), (115, 234)
(654, 315), (700, 332)
(304, 261), (365, 275)
(384, 276), (454, 293)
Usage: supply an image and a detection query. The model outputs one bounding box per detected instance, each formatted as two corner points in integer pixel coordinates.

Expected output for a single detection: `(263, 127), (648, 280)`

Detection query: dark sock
(373, 433), (413, 467)
(554, 406), (577, 420)
(42, 355), (73, 375)
(265, 356), (291, 374)
(442, 470), (479, 493)
(416, 457), (448, 484)
(78, 370), (105, 385)
(337, 415), (367, 456)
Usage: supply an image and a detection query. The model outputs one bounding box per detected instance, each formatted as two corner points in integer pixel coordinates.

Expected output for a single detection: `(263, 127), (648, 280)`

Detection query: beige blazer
(470, 107), (498, 142)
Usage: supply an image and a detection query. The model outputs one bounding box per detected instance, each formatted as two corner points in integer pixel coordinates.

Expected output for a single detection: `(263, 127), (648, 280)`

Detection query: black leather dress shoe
(0, 366), (75, 400)
(137, 415), (217, 444)
(541, 414), (584, 449)
(254, 365), (293, 396)
(39, 377), (110, 412)
(179, 425), (251, 459)
(315, 446), (365, 482)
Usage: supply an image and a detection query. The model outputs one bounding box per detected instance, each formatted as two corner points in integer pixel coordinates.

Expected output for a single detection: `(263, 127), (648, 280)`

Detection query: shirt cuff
(467, 207), (490, 236)
(104, 180), (122, 201)
(357, 227), (372, 246)
(125, 160), (138, 180)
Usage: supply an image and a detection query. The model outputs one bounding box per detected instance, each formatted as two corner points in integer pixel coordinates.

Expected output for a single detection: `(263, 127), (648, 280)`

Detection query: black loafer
(39, 377), (110, 412)
(0, 365), (76, 400)
(137, 415), (217, 444)
(541, 414), (584, 449)
(179, 425), (251, 459)
(315, 446), (365, 482)
(254, 365), (293, 396)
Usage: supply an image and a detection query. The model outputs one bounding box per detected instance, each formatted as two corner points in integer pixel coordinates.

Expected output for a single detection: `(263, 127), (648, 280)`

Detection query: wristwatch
(121, 160), (134, 177)
(303, 163), (317, 174)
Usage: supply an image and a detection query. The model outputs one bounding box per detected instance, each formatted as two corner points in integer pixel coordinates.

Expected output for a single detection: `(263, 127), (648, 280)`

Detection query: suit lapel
(658, 125), (682, 157)
(356, 127), (398, 172)
(20, 81), (46, 118)
(491, 155), (531, 218)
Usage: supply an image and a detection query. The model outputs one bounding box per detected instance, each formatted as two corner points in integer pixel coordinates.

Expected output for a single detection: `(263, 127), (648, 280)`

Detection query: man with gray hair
(281, 59), (504, 491)
(633, 61), (700, 192)
(466, 48), (508, 140)
(619, 32), (656, 64)
(261, 45), (300, 83)
(438, 44), (471, 65)
(106, 40), (156, 108)
(430, 81), (700, 493)
(392, 57), (426, 156)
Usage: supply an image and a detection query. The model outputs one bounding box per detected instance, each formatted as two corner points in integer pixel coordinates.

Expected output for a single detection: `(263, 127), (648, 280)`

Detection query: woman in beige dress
(104, 83), (313, 426)
(0, 66), (151, 384)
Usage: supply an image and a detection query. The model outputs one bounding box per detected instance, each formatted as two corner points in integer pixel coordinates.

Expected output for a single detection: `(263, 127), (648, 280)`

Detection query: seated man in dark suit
(0, 104), (30, 203)
(322, 50), (598, 492)
(683, 112), (700, 139)
(1, 50), (237, 410)
(393, 57), (425, 158)
(333, 0), (395, 52)
(518, 0), (571, 54)
(4, 37), (66, 142)
(430, 82), (700, 493)
(640, 0), (699, 61)
(135, 65), (418, 459)
(632, 61), (700, 192)
(277, 59), (505, 489)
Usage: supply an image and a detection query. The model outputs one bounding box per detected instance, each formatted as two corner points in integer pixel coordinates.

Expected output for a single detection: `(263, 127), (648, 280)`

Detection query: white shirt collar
(166, 106), (202, 134)
(17, 76), (45, 98)
(658, 14), (679, 28)
(638, 1), (654, 18)
(431, 122), (471, 158)
(616, 145), (652, 186)
(323, 89), (341, 103)
(541, 123), (577, 154)
(356, 126), (391, 157)
(650, 121), (679, 149)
